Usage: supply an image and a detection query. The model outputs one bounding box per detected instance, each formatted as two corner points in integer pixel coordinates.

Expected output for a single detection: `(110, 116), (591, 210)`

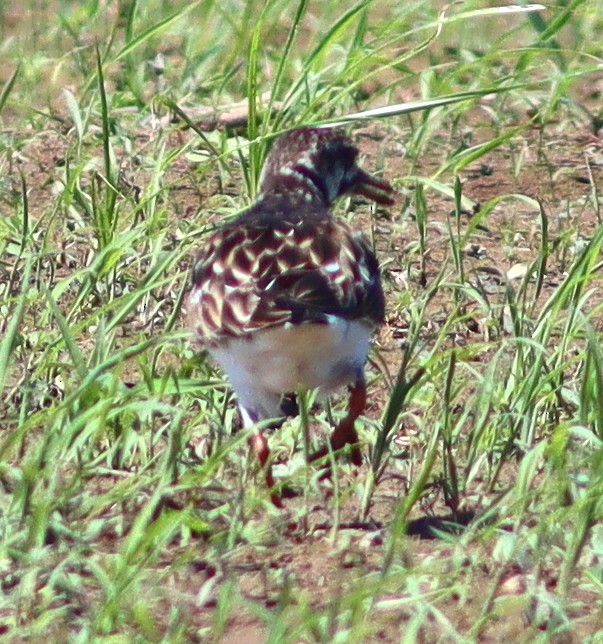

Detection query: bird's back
(188, 195), (385, 348)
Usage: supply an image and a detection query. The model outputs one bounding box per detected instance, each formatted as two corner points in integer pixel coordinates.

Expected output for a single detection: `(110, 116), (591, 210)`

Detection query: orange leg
(248, 430), (283, 508)
(310, 379), (366, 466)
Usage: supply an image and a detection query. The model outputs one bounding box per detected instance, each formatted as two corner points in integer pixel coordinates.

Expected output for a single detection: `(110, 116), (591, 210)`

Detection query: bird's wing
(187, 215), (384, 346)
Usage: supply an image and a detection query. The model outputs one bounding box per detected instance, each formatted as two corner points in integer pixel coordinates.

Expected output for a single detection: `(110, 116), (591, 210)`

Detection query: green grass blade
(41, 282), (88, 381)
(0, 63), (19, 113)
(109, 1), (201, 64)
(0, 260), (32, 395)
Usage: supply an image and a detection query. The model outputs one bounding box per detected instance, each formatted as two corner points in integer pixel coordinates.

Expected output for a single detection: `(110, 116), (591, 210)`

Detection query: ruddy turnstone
(188, 126), (394, 504)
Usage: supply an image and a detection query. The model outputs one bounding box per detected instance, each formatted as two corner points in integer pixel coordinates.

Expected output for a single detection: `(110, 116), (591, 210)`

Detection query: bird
(187, 126), (394, 505)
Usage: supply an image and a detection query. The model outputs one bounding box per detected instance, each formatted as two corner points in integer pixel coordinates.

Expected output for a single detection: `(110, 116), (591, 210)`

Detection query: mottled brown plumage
(189, 209), (384, 344)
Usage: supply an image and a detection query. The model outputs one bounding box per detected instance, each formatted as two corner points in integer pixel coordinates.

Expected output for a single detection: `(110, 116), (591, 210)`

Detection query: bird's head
(258, 127), (395, 207)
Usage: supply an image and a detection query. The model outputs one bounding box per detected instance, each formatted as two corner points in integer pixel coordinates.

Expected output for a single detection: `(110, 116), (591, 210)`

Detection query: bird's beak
(350, 168), (395, 206)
